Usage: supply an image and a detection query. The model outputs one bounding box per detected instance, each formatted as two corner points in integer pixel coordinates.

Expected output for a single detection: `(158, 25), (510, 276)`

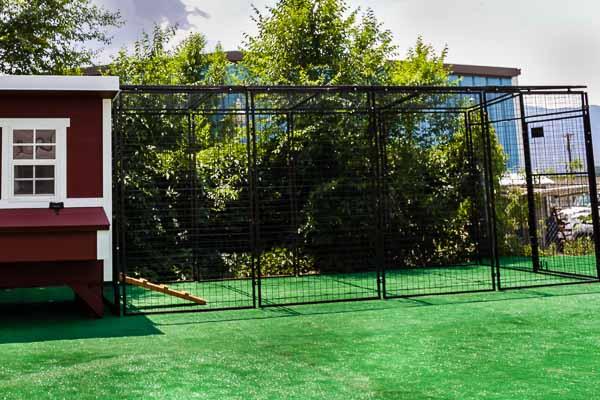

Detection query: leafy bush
(111, 2), (515, 281)
(563, 237), (595, 256)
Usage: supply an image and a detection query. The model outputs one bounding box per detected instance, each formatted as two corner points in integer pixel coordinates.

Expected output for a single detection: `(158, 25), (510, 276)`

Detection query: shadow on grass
(2, 283), (600, 343)
(0, 301), (161, 345)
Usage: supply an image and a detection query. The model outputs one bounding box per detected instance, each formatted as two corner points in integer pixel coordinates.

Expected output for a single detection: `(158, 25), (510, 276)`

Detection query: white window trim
(1, 118), (70, 203)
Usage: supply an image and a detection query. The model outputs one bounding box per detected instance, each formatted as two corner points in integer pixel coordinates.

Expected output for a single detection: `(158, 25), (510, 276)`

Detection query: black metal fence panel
(113, 86), (600, 315)
(254, 109), (380, 306)
(381, 102), (495, 298)
(484, 92), (600, 289)
(116, 90), (256, 314)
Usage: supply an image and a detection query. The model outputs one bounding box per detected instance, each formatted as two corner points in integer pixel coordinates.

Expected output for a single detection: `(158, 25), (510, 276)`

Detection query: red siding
(0, 127), (2, 194)
(0, 260), (105, 317)
(0, 231), (97, 262)
(0, 94), (104, 198)
(0, 261), (103, 288)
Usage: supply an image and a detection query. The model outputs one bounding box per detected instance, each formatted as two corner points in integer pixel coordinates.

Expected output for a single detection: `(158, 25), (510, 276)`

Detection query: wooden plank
(123, 275), (207, 305)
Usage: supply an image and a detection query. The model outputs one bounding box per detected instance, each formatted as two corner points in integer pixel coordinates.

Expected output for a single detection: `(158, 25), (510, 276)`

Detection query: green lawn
(121, 256), (597, 313)
(2, 283), (600, 399)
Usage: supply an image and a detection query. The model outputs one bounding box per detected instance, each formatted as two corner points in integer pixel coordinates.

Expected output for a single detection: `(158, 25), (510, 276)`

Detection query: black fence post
(249, 91), (262, 307)
(369, 90), (384, 299)
(117, 92), (128, 315)
(582, 93), (600, 279)
(478, 92), (500, 290)
(187, 95), (199, 281)
(111, 94), (122, 315)
(244, 91), (258, 308)
(518, 93), (541, 273)
(378, 108), (388, 299)
(286, 112), (300, 277)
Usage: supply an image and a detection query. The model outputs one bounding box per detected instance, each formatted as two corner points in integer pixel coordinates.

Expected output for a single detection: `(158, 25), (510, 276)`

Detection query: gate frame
(484, 89), (600, 290)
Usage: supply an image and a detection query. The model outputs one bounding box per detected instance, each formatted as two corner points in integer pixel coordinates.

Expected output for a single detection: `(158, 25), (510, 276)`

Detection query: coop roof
(0, 75), (119, 97)
(0, 207), (110, 233)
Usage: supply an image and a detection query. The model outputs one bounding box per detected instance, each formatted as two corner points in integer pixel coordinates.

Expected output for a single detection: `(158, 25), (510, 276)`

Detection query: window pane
(14, 180), (33, 195)
(36, 130), (56, 144)
(35, 165), (55, 178)
(36, 145), (55, 160)
(13, 145), (33, 159)
(14, 166), (33, 178)
(35, 180), (55, 195)
(13, 130), (33, 144)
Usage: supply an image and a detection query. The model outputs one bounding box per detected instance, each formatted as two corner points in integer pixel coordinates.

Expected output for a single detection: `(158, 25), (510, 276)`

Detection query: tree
(109, 2), (510, 280)
(242, 0), (397, 85)
(108, 27), (242, 280)
(243, 0), (451, 87)
(108, 26), (232, 86)
(391, 36), (449, 86)
(241, 0), (485, 273)
(0, 0), (122, 74)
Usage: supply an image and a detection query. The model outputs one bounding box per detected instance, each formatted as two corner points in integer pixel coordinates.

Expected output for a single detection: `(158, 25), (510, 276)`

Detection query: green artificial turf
(2, 284), (600, 399)
(121, 255), (597, 313)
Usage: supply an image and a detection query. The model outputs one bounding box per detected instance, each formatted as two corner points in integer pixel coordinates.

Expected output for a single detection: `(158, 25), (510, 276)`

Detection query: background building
(226, 54), (525, 172)
(449, 64), (522, 172)
(85, 54), (524, 171)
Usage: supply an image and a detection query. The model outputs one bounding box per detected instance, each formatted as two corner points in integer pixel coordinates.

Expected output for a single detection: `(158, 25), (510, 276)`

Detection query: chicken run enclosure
(111, 85), (600, 315)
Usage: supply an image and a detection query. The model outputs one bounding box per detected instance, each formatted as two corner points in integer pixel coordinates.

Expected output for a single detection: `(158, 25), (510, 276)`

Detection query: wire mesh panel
(252, 90), (380, 306)
(380, 92), (495, 297)
(188, 106), (255, 310)
(112, 85), (600, 315)
(116, 90), (255, 314)
(487, 92), (600, 289)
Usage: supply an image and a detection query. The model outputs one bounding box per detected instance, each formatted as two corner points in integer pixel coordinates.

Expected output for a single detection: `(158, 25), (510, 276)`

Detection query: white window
(1, 119), (69, 202)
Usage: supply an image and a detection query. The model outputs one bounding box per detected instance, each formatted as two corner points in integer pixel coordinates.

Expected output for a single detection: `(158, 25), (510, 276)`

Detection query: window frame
(1, 118), (70, 203)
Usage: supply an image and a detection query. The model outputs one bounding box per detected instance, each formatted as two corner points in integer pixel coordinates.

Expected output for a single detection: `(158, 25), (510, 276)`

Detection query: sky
(92, 0), (600, 103)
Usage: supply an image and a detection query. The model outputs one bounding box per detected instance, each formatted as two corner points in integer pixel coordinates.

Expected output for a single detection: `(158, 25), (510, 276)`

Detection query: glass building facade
(450, 70), (522, 172)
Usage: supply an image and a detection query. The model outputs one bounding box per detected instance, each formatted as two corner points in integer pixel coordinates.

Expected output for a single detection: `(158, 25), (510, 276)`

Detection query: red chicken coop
(0, 76), (118, 317)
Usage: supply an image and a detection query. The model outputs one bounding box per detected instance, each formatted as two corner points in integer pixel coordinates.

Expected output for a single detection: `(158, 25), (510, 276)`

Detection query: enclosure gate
(113, 86), (600, 315)
(480, 91), (600, 290)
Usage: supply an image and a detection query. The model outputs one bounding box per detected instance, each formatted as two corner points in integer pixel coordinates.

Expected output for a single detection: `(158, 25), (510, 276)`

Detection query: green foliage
(243, 0), (450, 86)
(568, 158), (584, 172)
(0, 0), (122, 74)
(204, 43), (231, 85)
(109, 28), (240, 281)
(117, 112), (194, 281)
(391, 36), (450, 86)
(495, 188), (529, 256)
(383, 113), (483, 267)
(242, 0), (399, 85)
(239, 0), (460, 274)
(563, 236), (595, 256)
(578, 214), (593, 224)
(109, 1), (507, 280)
(539, 237), (595, 257)
(220, 248), (315, 278)
(175, 32), (210, 84)
(106, 26), (234, 86)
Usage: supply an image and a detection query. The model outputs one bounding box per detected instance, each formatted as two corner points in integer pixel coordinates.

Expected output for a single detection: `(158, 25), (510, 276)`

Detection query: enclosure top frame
(115, 85), (588, 113)
(119, 84), (586, 93)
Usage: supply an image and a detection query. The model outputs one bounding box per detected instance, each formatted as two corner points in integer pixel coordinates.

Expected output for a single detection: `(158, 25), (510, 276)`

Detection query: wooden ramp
(123, 275), (207, 305)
